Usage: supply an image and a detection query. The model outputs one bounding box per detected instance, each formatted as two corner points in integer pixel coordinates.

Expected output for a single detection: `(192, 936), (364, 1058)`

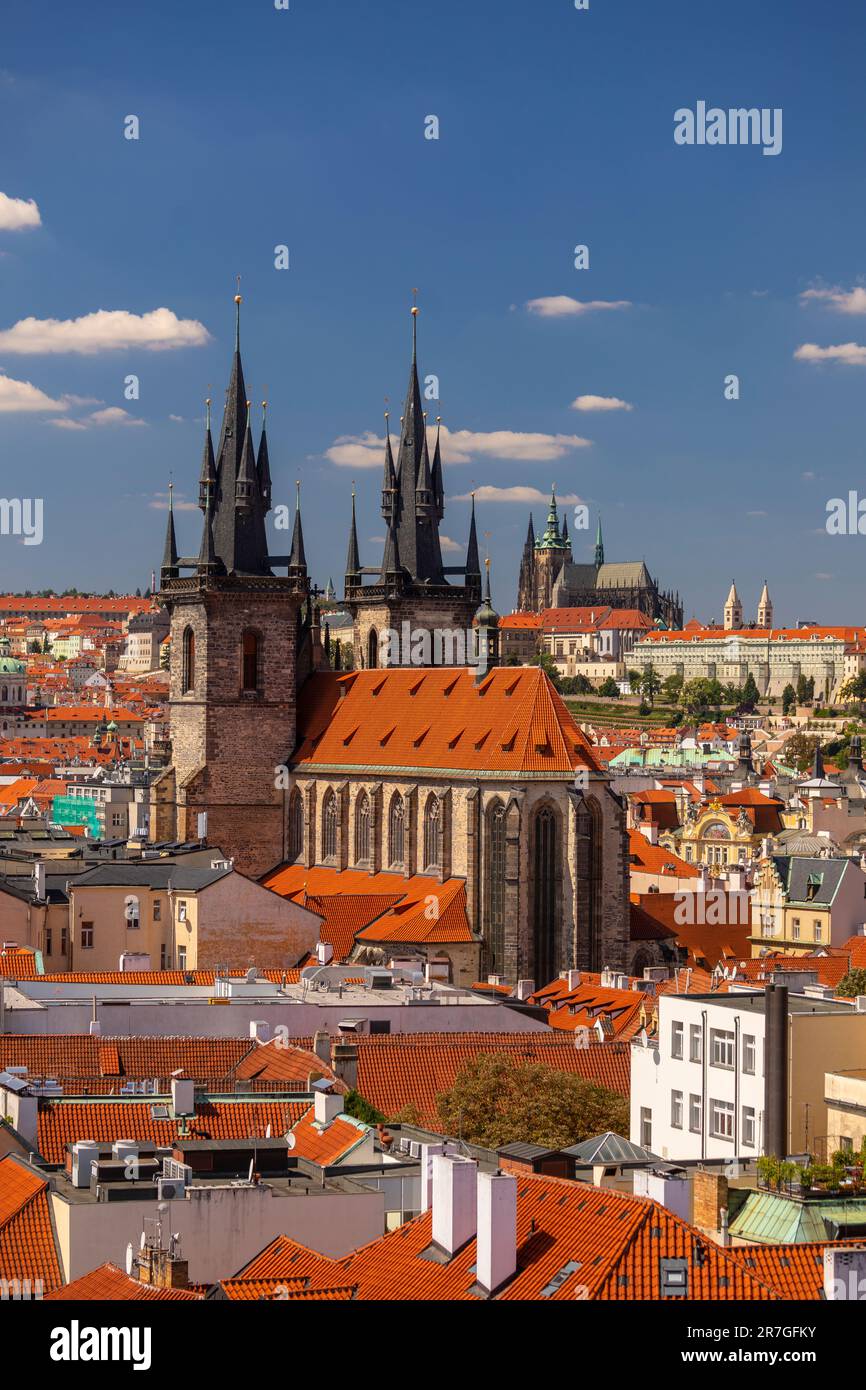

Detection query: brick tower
(154, 293), (311, 875)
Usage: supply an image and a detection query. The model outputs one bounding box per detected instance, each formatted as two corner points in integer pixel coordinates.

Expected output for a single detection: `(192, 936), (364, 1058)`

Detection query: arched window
(182, 627), (195, 693)
(288, 790), (304, 862)
(1, 688), (7, 703)
(533, 806), (558, 986)
(576, 796), (603, 972)
(242, 629), (259, 691)
(355, 791), (370, 863)
(423, 795), (440, 871)
(389, 793), (404, 867)
(485, 801), (506, 970)
(367, 627), (379, 670)
(322, 790), (338, 861)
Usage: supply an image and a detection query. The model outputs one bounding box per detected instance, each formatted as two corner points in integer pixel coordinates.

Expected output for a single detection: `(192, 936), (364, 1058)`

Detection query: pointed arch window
(486, 801), (506, 969)
(389, 794), (404, 867)
(533, 806), (558, 986)
(423, 795), (441, 871)
(182, 627), (195, 693)
(355, 791), (371, 864)
(322, 790), (338, 861)
(242, 629), (259, 691)
(367, 628), (379, 670)
(288, 790), (304, 862)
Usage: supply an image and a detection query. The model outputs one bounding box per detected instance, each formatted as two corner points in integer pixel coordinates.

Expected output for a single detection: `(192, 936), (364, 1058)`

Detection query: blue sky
(1, 0), (865, 622)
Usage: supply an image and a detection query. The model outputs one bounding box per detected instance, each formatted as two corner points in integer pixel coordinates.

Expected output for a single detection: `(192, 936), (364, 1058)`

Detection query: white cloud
(451, 485), (582, 505)
(0, 371), (68, 413)
(0, 306), (211, 355)
(325, 425), (591, 469)
(570, 394), (633, 413)
(525, 296), (632, 318)
(0, 192), (41, 231)
(439, 534), (462, 553)
(49, 405), (146, 429)
(800, 285), (866, 315)
(169, 414), (185, 423)
(794, 342), (866, 365)
(149, 491), (199, 512)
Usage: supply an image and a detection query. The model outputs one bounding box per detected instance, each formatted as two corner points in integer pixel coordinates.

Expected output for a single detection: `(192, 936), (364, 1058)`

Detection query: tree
(598, 676), (620, 698)
(435, 1053), (630, 1149)
(681, 677), (723, 717)
(640, 663), (662, 708)
(782, 731), (822, 772)
(343, 1088), (386, 1125)
(840, 673), (866, 706)
(532, 650), (561, 690)
(740, 673), (760, 711)
(837, 968), (866, 1000)
(722, 683), (743, 706)
(782, 683), (796, 715)
(627, 668), (642, 691)
(661, 673), (683, 705)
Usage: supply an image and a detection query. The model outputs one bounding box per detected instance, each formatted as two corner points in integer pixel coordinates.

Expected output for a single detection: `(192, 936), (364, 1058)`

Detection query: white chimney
(71, 1140), (100, 1188)
(197, 811), (208, 840)
(316, 941), (334, 966)
(171, 1077), (195, 1117)
(88, 1020), (102, 1037)
(823, 1246), (866, 1300)
(856, 996), (866, 1014)
(420, 1142), (445, 1211)
(249, 1019), (270, 1043)
(33, 861), (45, 902)
(314, 1089), (343, 1127)
(567, 969), (581, 990)
(432, 1155), (477, 1256)
(516, 978), (535, 1001)
(638, 822), (659, 845)
(476, 1170), (517, 1295)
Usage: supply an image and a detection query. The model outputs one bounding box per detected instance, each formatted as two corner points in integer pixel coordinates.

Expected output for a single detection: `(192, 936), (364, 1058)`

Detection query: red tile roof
(287, 1106), (370, 1164)
(234, 1232), (345, 1282)
(0, 1155), (64, 1293)
(628, 830), (700, 878)
(292, 668), (601, 775)
(36, 1100), (309, 1163)
(726, 1241), (840, 1300)
(217, 1278), (355, 1300)
(0, 1035), (257, 1085)
(46, 1262), (201, 1301)
(235, 1040), (338, 1086)
(262, 866), (474, 948)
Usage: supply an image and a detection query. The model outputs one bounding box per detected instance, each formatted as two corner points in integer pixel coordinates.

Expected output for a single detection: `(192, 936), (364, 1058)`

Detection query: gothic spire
(431, 415), (445, 520)
(380, 505), (402, 583)
(210, 287), (271, 576)
(161, 481), (178, 581)
(526, 514), (535, 548)
(562, 511), (569, 544)
(594, 515), (604, 568)
(235, 400), (258, 511)
(288, 479), (307, 577)
(393, 296), (443, 582)
(256, 398), (272, 513)
(197, 480), (219, 574)
(465, 491), (481, 582)
(416, 413), (434, 516)
(381, 412), (397, 520)
(345, 485), (361, 581)
(198, 397), (216, 511)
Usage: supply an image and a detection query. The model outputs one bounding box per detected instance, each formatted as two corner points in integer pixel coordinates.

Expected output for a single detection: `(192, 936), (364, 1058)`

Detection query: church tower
(723, 580), (743, 631)
(153, 292), (310, 876)
(756, 580), (773, 629)
(532, 486), (570, 611)
(345, 300), (482, 668)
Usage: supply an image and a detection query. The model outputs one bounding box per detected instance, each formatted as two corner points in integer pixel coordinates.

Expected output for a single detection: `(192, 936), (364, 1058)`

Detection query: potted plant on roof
(797, 1164), (814, 1196)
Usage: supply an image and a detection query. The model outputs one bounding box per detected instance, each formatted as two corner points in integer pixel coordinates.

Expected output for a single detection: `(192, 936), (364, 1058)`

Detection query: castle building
(517, 498), (682, 628)
(150, 293), (630, 981)
(344, 304), (481, 669)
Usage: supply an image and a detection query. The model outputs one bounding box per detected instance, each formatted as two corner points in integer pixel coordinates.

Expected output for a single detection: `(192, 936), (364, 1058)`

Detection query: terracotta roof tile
(0, 1155), (64, 1293)
(287, 1107), (370, 1164)
(36, 1100), (308, 1163)
(46, 1262), (201, 1301)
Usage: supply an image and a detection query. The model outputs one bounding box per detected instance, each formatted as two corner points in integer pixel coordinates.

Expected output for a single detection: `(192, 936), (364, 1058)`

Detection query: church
(151, 294), (629, 983)
(517, 492), (683, 628)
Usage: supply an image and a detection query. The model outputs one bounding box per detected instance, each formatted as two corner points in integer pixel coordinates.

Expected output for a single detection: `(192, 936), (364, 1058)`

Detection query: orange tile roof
(313, 1173), (775, 1301)
(628, 829), (700, 878)
(287, 1106), (370, 1164)
(538, 983), (648, 1039)
(234, 1232), (346, 1283)
(36, 1099), (309, 1162)
(352, 1033), (630, 1128)
(631, 893), (752, 968)
(641, 625), (866, 644)
(0, 1155), (64, 1293)
(292, 668), (601, 775)
(217, 1278), (355, 1300)
(0, 1035), (257, 1085)
(46, 1262), (201, 1300)
(263, 865), (474, 947)
(499, 612), (543, 630)
(235, 1040), (338, 1086)
(726, 1241), (839, 1300)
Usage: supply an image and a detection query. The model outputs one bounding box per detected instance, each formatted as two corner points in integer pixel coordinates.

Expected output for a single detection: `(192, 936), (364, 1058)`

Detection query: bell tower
(154, 291), (309, 876)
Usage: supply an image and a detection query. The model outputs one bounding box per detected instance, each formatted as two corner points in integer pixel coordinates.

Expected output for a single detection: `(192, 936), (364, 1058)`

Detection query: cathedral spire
(465, 491), (481, 583)
(431, 415), (445, 520)
(381, 412), (397, 520)
(256, 398), (272, 513)
(288, 479), (307, 578)
(416, 412), (434, 516)
(380, 504), (403, 585)
(161, 481), (178, 581)
(393, 294), (444, 582)
(594, 515), (604, 568)
(198, 397), (216, 511)
(235, 400), (257, 511)
(345, 484), (361, 583)
(197, 479), (220, 574)
(210, 287), (271, 576)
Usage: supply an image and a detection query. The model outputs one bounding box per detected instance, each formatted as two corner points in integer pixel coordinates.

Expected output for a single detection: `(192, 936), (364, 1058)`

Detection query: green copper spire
(594, 515), (604, 568)
(535, 484), (567, 551)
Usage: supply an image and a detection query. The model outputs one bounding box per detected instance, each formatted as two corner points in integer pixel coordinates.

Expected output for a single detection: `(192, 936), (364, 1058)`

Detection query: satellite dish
(125, 1242), (134, 1276)
(247, 1157), (255, 1182)
(286, 1132), (296, 1151)
(265, 1123), (272, 1139)
(139, 1230), (146, 1250)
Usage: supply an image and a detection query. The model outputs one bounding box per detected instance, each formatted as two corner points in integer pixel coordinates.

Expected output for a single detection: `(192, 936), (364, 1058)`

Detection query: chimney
(476, 1170), (517, 1295)
(330, 1036), (358, 1090)
(763, 983), (789, 1158)
(432, 1155), (477, 1256)
(313, 1030), (331, 1065)
(823, 1246), (866, 1300)
(567, 969), (581, 990)
(170, 1077), (195, 1118)
(515, 979), (535, 1001)
(314, 1087), (343, 1127)
(420, 1142), (445, 1211)
(33, 861), (45, 902)
(249, 1019), (270, 1044)
(638, 822), (659, 845)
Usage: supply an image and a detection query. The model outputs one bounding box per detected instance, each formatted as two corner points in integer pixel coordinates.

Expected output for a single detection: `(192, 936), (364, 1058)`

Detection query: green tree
(840, 673), (866, 706)
(661, 673), (684, 705)
(740, 672), (760, 711)
(343, 1088), (387, 1125)
(782, 731), (822, 772)
(598, 676), (620, 698)
(640, 663), (662, 708)
(627, 668), (642, 691)
(532, 649), (561, 690)
(681, 677), (723, 717)
(782, 683), (796, 715)
(435, 1053), (629, 1149)
(837, 969), (866, 1000)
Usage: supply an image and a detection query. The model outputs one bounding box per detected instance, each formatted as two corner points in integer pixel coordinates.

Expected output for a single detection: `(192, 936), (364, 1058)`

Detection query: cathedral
(151, 294), (629, 982)
(517, 491), (683, 628)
